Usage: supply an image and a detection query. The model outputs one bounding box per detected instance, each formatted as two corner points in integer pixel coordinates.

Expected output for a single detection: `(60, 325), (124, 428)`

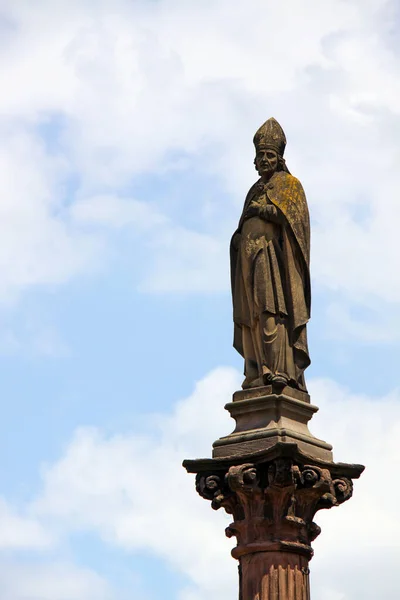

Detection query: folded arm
(244, 199), (284, 224)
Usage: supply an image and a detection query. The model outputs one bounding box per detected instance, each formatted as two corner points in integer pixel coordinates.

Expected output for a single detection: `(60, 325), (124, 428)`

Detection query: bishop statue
(230, 118), (310, 391)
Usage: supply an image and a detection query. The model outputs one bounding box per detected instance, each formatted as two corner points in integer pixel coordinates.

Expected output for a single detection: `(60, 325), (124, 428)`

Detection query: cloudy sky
(0, 0), (399, 598)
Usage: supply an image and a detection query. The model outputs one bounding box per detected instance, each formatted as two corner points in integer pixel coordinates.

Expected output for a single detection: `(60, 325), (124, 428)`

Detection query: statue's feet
(262, 368), (273, 386)
(271, 373), (289, 388)
(242, 371), (290, 390)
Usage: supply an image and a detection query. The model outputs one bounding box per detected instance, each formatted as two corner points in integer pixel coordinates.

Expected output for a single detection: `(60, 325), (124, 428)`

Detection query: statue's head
(253, 117), (287, 180)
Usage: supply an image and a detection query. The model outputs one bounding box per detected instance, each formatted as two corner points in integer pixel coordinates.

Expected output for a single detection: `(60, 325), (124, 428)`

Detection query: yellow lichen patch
(245, 236), (263, 256)
(267, 172), (310, 264)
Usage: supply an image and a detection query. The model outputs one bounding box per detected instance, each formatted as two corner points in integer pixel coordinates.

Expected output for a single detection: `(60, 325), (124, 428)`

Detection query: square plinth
(212, 385), (333, 461)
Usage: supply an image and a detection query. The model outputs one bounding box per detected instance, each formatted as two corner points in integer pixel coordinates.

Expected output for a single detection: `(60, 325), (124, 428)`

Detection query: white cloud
(71, 195), (168, 230)
(33, 368), (241, 600)
(0, 562), (114, 600)
(70, 193), (229, 293)
(0, 499), (51, 550)
(28, 367), (400, 600)
(0, 0), (399, 318)
(0, 126), (101, 303)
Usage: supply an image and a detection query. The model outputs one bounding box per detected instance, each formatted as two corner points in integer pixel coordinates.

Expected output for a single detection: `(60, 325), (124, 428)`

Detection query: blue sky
(0, 1), (400, 599)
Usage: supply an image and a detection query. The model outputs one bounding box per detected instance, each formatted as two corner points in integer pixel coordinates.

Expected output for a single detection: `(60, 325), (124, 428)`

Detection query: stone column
(185, 443), (363, 600)
(239, 553), (310, 600)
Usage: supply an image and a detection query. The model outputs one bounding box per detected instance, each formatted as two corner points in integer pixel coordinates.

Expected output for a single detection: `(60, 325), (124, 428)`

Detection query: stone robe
(230, 170), (311, 390)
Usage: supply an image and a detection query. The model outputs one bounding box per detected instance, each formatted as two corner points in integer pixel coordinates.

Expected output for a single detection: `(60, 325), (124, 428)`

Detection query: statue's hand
(258, 203), (284, 224)
(261, 204), (279, 220)
(244, 201), (262, 219)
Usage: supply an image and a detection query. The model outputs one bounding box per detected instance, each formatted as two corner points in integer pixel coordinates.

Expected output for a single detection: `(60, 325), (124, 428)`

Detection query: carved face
(255, 147), (279, 180)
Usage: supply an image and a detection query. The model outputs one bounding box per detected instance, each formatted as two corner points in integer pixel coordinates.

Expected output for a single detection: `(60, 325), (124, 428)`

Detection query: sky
(0, 0), (399, 598)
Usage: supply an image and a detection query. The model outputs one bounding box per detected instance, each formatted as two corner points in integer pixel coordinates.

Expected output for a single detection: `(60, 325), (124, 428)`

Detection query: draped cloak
(230, 170), (311, 382)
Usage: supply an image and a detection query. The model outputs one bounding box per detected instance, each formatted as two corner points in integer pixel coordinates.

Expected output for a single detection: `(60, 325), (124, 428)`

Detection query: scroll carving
(196, 458), (355, 560)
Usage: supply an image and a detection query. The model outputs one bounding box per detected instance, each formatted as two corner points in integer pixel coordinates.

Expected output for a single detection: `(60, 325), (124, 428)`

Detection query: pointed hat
(253, 117), (286, 156)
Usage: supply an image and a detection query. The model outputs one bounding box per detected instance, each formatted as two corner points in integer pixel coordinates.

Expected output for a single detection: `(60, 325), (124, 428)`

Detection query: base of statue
(212, 384), (333, 461)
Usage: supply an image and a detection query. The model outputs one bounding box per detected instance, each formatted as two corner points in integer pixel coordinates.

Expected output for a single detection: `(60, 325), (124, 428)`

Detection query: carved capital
(195, 457), (355, 560)
(227, 463), (260, 491)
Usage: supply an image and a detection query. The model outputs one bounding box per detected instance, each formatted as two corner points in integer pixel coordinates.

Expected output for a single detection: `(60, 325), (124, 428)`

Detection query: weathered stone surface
(184, 444), (363, 600)
(231, 118), (311, 393)
(183, 118), (365, 599)
(240, 553), (310, 600)
(233, 385), (311, 404)
(212, 385), (332, 461)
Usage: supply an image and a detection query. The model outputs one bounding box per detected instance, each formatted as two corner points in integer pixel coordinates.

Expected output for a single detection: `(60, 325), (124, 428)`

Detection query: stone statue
(230, 118), (310, 391)
(186, 117), (364, 600)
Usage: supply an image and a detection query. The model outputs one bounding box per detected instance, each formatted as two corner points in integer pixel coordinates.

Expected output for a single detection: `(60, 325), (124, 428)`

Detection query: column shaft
(240, 552), (310, 600)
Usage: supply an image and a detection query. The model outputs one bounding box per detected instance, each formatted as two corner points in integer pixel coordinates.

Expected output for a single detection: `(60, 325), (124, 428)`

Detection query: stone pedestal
(183, 385), (364, 600)
(212, 385), (332, 461)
